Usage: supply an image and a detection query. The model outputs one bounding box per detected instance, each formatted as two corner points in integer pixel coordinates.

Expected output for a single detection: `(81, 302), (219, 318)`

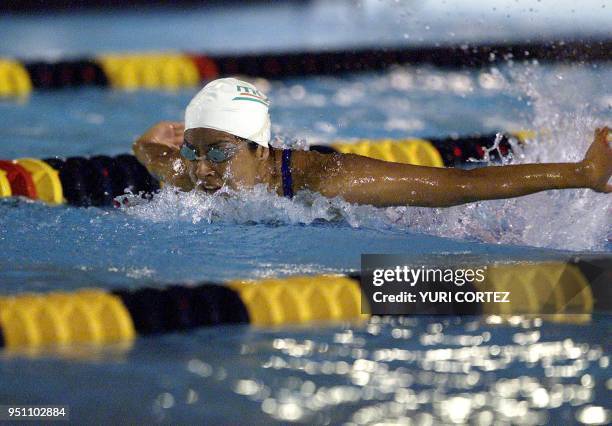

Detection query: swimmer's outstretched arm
(311, 127), (611, 207)
(132, 121), (194, 191)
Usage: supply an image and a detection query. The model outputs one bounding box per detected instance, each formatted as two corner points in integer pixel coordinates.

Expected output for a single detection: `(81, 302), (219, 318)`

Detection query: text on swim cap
(233, 85), (270, 106)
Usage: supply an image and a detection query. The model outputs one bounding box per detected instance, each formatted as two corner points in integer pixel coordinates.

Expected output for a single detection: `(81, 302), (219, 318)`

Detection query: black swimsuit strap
(281, 149), (293, 199)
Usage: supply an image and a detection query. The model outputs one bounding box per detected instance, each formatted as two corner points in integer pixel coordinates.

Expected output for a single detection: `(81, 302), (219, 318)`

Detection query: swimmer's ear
(255, 145), (270, 161)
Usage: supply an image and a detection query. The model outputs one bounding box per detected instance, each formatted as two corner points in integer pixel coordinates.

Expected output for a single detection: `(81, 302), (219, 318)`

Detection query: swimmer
(133, 78), (611, 207)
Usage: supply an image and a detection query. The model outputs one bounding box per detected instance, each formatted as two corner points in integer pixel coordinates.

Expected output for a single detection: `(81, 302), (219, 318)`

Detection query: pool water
(0, 1), (611, 424)
(1, 316), (609, 424)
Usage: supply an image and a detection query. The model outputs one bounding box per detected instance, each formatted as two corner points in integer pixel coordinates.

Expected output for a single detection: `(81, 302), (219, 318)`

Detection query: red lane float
(0, 160), (37, 198)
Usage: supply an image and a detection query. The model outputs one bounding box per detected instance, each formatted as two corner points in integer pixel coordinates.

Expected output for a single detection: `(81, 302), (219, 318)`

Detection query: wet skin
(133, 122), (612, 207)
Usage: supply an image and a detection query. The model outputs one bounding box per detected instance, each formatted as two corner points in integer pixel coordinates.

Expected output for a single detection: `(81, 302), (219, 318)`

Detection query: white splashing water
(121, 65), (611, 251)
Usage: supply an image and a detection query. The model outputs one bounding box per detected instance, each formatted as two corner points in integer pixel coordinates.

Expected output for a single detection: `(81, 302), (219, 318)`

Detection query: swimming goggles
(180, 141), (239, 163)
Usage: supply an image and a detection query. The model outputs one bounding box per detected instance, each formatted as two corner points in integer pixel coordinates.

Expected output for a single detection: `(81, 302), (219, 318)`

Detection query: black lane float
(42, 154), (160, 207)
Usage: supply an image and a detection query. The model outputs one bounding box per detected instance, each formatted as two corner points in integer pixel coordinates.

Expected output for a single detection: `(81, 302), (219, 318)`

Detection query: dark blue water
(1, 316), (609, 424)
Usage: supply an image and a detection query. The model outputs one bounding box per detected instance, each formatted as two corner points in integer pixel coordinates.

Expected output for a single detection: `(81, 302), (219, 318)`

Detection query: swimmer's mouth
(197, 182), (223, 194)
(200, 185), (220, 193)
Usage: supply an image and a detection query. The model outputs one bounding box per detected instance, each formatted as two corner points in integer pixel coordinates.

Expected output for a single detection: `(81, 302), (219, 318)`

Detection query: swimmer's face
(183, 128), (262, 193)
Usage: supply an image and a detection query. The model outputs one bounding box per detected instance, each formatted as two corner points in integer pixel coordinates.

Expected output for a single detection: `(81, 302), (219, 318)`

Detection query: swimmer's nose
(195, 161), (223, 190)
(195, 161), (215, 178)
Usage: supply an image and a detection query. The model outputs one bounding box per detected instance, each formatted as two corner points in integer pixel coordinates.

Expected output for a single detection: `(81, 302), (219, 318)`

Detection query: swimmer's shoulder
(290, 148), (345, 192)
(297, 147), (342, 170)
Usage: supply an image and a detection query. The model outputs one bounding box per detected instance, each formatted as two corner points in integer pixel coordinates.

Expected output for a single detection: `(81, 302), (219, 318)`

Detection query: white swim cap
(185, 78), (271, 147)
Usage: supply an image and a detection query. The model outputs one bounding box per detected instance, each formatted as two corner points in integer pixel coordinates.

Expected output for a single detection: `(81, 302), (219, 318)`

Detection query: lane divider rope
(0, 261), (606, 350)
(14, 158), (63, 204)
(0, 290), (135, 348)
(228, 275), (366, 326)
(0, 160), (37, 198)
(330, 138), (445, 167)
(0, 169), (13, 197)
(97, 53), (200, 91)
(0, 39), (610, 95)
(0, 59), (32, 97)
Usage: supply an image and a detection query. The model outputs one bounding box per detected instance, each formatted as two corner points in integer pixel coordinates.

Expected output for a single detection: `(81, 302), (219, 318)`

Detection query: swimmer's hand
(132, 121), (193, 191)
(134, 121), (184, 149)
(581, 127), (612, 193)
